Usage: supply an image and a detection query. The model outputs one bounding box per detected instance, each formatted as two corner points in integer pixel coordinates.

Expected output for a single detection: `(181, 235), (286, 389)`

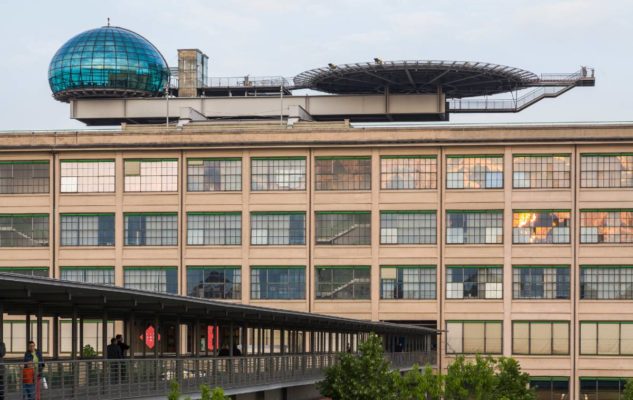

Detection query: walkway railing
(0, 351), (436, 399)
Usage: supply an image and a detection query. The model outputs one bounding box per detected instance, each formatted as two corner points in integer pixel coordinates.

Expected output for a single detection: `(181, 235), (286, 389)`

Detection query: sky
(0, 0), (631, 130)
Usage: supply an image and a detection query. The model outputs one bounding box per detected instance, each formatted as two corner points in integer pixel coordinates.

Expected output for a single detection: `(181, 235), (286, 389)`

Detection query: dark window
(0, 161), (49, 194)
(446, 266), (502, 299)
(380, 211), (436, 244)
(380, 156), (437, 190)
(0, 267), (48, 277)
(187, 267), (241, 299)
(581, 266), (633, 300)
(124, 267), (178, 294)
(529, 377), (569, 400)
(316, 212), (371, 245)
(315, 157), (371, 191)
(580, 378), (629, 399)
(0, 214), (49, 247)
(251, 212), (305, 245)
(61, 267), (114, 285)
(512, 211), (571, 244)
(187, 213), (241, 245)
(380, 266), (436, 299)
(60, 214), (115, 246)
(513, 155), (571, 189)
(124, 213), (177, 246)
(446, 155), (503, 189)
(250, 267), (305, 300)
(446, 211), (503, 244)
(581, 154), (633, 188)
(513, 266), (570, 299)
(187, 158), (241, 192)
(316, 266), (370, 300)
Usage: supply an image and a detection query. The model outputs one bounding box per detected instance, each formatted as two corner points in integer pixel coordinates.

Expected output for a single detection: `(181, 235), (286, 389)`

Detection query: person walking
(22, 361), (35, 400)
(23, 341), (44, 400)
(0, 340), (6, 400)
(106, 338), (122, 384)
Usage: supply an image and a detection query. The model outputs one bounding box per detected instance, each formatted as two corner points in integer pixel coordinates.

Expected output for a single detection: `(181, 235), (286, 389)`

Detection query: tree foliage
(399, 364), (444, 400)
(623, 379), (633, 400)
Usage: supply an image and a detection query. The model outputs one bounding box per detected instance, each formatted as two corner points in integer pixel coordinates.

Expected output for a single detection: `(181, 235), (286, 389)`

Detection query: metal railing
(205, 76), (291, 89)
(0, 351), (436, 399)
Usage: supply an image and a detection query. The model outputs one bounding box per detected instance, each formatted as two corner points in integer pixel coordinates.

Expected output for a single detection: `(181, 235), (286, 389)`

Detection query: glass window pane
(316, 212), (371, 245)
(315, 157), (371, 191)
(446, 156), (503, 189)
(380, 156), (437, 190)
(251, 158), (306, 191)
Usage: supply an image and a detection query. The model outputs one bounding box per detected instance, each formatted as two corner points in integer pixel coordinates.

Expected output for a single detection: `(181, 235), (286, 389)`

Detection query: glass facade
(124, 213), (177, 246)
(315, 157), (371, 191)
(60, 213), (115, 246)
(187, 212), (241, 246)
(446, 210), (503, 244)
(513, 266), (570, 299)
(580, 378), (630, 400)
(315, 266), (370, 300)
(250, 267), (305, 300)
(187, 158), (241, 192)
(124, 267), (178, 294)
(48, 26), (169, 99)
(581, 153), (633, 188)
(2, 321), (49, 354)
(529, 377), (569, 400)
(513, 154), (571, 189)
(0, 214), (49, 247)
(380, 156), (437, 190)
(187, 266), (241, 300)
(60, 267), (114, 285)
(581, 266), (633, 300)
(124, 159), (177, 192)
(380, 211), (436, 244)
(250, 212), (305, 245)
(60, 160), (115, 193)
(580, 322), (633, 355)
(61, 320), (114, 354)
(0, 161), (49, 194)
(512, 321), (569, 355)
(446, 266), (503, 299)
(251, 157), (306, 191)
(380, 266), (436, 300)
(512, 210), (571, 244)
(580, 209), (633, 244)
(316, 212), (371, 245)
(446, 321), (502, 354)
(446, 155), (503, 189)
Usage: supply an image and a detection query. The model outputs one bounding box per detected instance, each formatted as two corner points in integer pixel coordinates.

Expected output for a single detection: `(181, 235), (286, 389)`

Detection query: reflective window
(446, 321), (502, 354)
(316, 212), (371, 245)
(380, 211), (436, 244)
(315, 157), (371, 191)
(124, 159), (178, 192)
(513, 321), (569, 355)
(581, 266), (633, 300)
(380, 156), (437, 190)
(580, 378), (629, 400)
(124, 213), (177, 246)
(512, 154), (571, 189)
(316, 266), (370, 300)
(446, 266), (502, 299)
(187, 158), (241, 192)
(60, 267), (114, 285)
(124, 267), (178, 294)
(581, 153), (633, 188)
(251, 157), (306, 191)
(529, 377), (569, 400)
(60, 320), (114, 355)
(446, 155), (503, 189)
(380, 266), (436, 300)
(250, 212), (305, 245)
(187, 212), (241, 245)
(60, 214), (115, 246)
(446, 210), (503, 244)
(0, 267), (48, 277)
(2, 321), (49, 354)
(513, 266), (570, 299)
(250, 267), (305, 300)
(580, 209), (633, 244)
(512, 210), (571, 244)
(0, 214), (49, 247)
(60, 160), (115, 193)
(187, 266), (241, 300)
(580, 322), (633, 355)
(0, 161), (49, 194)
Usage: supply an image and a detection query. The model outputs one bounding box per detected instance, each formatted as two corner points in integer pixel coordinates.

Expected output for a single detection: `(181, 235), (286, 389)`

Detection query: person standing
(106, 338), (122, 384)
(0, 340), (6, 400)
(23, 341), (44, 400)
(115, 334), (130, 383)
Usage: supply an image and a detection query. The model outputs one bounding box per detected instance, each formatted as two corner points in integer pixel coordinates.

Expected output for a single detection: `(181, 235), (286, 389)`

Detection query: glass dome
(48, 26), (170, 102)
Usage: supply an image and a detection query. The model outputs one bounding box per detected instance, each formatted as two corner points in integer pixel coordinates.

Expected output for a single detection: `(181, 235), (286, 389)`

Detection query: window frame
(60, 159), (115, 193)
(315, 265), (371, 300)
(580, 153), (633, 189)
(379, 155), (437, 190)
(512, 153), (571, 189)
(123, 158), (178, 193)
(512, 265), (570, 300)
(186, 265), (242, 300)
(445, 320), (503, 355)
(123, 266), (178, 294)
(579, 321), (633, 356)
(186, 212), (242, 246)
(0, 160), (50, 195)
(445, 154), (504, 190)
(250, 156), (307, 192)
(580, 209), (633, 244)
(580, 265), (633, 300)
(186, 157), (242, 192)
(124, 212), (178, 247)
(445, 210), (504, 245)
(0, 213), (49, 248)
(512, 209), (571, 245)
(379, 265), (436, 300)
(60, 213), (115, 247)
(0, 267), (49, 277)
(60, 266), (115, 285)
(445, 265), (503, 300)
(379, 210), (437, 245)
(512, 320), (570, 356)
(315, 211), (372, 246)
(250, 211), (306, 246)
(250, 266), (306, 300)
(315, 156), (372, 191)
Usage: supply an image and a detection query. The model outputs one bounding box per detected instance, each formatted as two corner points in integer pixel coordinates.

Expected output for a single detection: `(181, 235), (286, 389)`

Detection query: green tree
(200, 384), (229, 400)
(492, 357), (535, 400)
(444, 355), (496, 400)
(399, 364), (444, 400)
(168, 380), (181, 400)
(317, 333), (401, 400)
(623, 379), (633, 400)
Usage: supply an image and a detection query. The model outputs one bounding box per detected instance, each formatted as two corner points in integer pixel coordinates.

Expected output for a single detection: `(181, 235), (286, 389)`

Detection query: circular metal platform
(293, 60), (539, 98)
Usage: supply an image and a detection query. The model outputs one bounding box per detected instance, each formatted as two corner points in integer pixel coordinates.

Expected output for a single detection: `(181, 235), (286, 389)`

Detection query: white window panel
(446, 282), (464, 299)
(447, 228), (464, 244)
(485, 283), (502, 299)
(252, 229), (268, 245)
(380, 228), (398, 244)
(581, 227), (599, 243)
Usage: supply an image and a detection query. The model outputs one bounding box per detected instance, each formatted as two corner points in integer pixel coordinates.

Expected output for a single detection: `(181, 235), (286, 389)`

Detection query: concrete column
(71, 308), (78, 360)
(36, 305), (43, 352)
(52, 316), (59, 360)
(102, 311), (108, 359)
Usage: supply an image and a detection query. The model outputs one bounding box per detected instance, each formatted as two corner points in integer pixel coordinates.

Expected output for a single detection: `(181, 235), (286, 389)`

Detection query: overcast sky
(0, 0), (631, 130)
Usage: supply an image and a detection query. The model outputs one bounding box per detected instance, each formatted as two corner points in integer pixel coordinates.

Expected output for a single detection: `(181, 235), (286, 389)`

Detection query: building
(2, 24), (631, 400)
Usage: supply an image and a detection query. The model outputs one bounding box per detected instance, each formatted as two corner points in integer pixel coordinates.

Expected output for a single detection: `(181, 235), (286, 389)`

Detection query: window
(60, 214), (115, 246)
(446, 210), (503, 244)
(581, 153), (633, 188)
(446, 155), (503, 189)
(513, 266), (570, 299)
(446, 266), (503, 299)
(529, 377), (569, 400)
(380, 156), (437, 190)
(250, 267), (305, 300)
(124, 267), (178, 294)
(581, 266), (633, 300)
(0, 214), (49, 247)
(446, 321), (502, 354)
(0, 267), (48, 277)
(60, 267), (114, 285)
(2, 321), (49, 353)
(251, 212), (306, 245)
(124, 159), (178, 192)
(187, 212), (241, 245)
(0, 161), (49, 194)
(580, 209), (633, 244)
(380, 211), (436, 244)
(187, 266), (241, 300)
(580, 322), (633, 355)
(316, 212), (371, 245)
(315, 157), (371, 191)
(187, 158), (241, 192)
(513, 321), (569, 355)
(124, 213), (177, 246)
(250, 157), (306, 191)
(580, 378), (630, 400)
(512, 154), (571, 189)
(316, 266), (370, 300)
(60, 160), (115, 193)
(380, 266), (436, 300)
(60, 320), (114, 354)
(512, 210), (571, 244)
